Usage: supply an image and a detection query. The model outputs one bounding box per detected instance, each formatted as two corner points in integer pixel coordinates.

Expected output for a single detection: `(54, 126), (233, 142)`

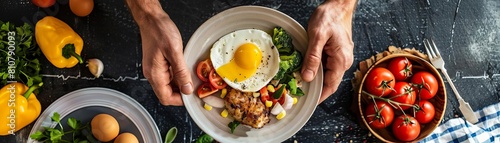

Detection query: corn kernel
(276, 110), (286, 120)
(267, 85), (275, 92)
(204, 103), (212, 111)
(293, 97), (298, 104)
(221, 109), (228, 118)
(220, 88), (227, 98)
(265, 100), (273, 108)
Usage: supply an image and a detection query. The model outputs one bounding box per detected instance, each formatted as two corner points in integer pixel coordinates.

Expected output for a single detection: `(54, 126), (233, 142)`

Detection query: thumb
(302, 31), (327, 82)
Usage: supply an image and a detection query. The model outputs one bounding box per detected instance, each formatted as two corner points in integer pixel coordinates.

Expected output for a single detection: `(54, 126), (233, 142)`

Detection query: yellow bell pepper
(0, 82), (42, 136)
(35, 16), (83, 68)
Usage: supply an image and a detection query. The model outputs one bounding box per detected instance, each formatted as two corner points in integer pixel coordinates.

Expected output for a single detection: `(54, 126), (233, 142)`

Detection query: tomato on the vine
(364, 67), (396, 97)
(196, 59), (213, 82)
(364, 100), (394, 129)
(388, 82), (416, 110)
(411, 71), (438, 100)
(413, 100), (435, 124)
(197, 82), (218, 98)
(392, 115), (421, 142)
(208, 70), (227, 89)
(388, 57), (412, 81)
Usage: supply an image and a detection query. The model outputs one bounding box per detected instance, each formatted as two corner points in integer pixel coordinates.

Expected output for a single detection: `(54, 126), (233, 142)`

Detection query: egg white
(210, 29), (280, 92)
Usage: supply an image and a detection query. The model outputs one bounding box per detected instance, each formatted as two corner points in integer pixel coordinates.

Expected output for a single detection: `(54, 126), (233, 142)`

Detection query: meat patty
(224, 89), (270, 129)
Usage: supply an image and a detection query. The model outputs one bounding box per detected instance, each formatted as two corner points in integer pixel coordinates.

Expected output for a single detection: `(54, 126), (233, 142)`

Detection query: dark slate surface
(1, 0), (499, 142)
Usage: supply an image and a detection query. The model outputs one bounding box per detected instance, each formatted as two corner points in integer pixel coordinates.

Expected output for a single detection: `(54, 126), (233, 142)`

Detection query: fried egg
(210, 29), (280, 92)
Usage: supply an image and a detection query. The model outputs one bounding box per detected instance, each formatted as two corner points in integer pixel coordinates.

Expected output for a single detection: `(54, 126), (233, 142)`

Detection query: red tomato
(196, 59), (213, 82)
(32, 0), (56, 8)
(364, 67), (396, 97)
(364, 100), (395, 129)
(260, 86), (286, 106)
(392, 115), (421, 142)
(208, 70), (227, 89)
(413, 100), (435, 124)
(197, 83), (218, 98)
(411, 71), (438, 100)
(388, 57), (413, 81)
(387, 82), (416, 110)
(278, 94), (286, 105)
(275, 86), (287, 105)
(260, 87), (276, 105)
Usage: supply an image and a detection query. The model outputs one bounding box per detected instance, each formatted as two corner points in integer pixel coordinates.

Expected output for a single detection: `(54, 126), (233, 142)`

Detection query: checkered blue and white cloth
(421, 103), (500, 143)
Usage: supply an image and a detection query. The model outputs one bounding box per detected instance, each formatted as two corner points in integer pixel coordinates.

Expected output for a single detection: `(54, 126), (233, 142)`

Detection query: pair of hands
(139, 1), (354, 106)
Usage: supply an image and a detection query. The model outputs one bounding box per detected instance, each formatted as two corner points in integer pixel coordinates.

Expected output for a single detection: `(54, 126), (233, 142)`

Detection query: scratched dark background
(1, 0), (499, 142)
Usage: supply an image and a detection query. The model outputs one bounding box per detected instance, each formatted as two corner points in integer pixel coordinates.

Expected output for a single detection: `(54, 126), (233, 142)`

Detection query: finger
(166, 49), (193, 95)
(302, 29), (328, 82)
(147, 65), (184, 106)
(143, 49), (184, 106)
(151, 82), (184, 106)
(319, 66), (344, 104)
(161, 29), (194, 95)
(318, 39), (353, 104)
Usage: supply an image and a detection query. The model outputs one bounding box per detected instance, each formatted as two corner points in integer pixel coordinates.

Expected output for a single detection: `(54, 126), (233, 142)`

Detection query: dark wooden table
(1, 0), (499, 142)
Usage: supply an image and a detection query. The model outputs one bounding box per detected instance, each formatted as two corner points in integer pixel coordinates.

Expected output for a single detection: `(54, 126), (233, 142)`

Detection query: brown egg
(69, 0), (94, 17)
(91, 114), (120, 142)
(114, 132), (139, 143)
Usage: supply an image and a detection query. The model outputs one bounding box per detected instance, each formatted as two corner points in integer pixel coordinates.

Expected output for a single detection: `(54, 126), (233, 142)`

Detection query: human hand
(302, 0), (356, 103)
(138, 12), (193, 106)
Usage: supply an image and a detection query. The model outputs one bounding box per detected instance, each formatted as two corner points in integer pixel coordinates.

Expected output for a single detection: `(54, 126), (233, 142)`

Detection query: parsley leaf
(0, 21), (42, 89)
(228, 120), (240, 134)
(29, 131), (45, 141)
(68, 118), (78, 130)
(31, 112), (95, 142)
(51, 112), (61, 123)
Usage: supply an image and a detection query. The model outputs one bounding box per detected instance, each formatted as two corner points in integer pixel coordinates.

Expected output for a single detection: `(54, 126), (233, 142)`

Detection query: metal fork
(424, 39), (478, 124)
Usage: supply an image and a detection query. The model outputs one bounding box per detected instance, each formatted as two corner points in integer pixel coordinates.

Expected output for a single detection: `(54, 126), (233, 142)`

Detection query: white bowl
(182, 6), (323, 143)
(28, 88), (162, 143)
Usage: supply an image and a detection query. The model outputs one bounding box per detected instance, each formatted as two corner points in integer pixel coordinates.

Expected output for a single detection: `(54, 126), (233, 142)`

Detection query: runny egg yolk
(217, 43), (262, 82)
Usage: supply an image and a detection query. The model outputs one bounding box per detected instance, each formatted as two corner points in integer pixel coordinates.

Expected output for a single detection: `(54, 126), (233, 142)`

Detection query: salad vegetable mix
(195, 27), (305, 133)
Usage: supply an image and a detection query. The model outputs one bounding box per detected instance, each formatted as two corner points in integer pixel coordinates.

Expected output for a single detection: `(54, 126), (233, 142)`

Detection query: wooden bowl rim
(357, 54), (447, 142)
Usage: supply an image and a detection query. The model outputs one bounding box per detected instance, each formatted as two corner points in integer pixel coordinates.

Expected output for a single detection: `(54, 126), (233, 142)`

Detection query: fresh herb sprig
(0, 21), (42, 89)
(30, 112), (96, 143)
(228, 120), (240, 134)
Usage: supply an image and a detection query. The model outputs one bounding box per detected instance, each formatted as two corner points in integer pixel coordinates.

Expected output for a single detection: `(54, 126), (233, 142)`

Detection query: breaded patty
(224, 89), (270, 128)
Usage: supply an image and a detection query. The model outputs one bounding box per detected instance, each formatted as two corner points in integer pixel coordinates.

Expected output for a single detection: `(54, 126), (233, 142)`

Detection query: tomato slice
(274, 85), (287, 105)
(260, 87), (277, 105)
(278, 90), (286, 105)
(208, 69), (227, 89)
(197, 83), (218, 98)
(196, 59), (213, 82)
